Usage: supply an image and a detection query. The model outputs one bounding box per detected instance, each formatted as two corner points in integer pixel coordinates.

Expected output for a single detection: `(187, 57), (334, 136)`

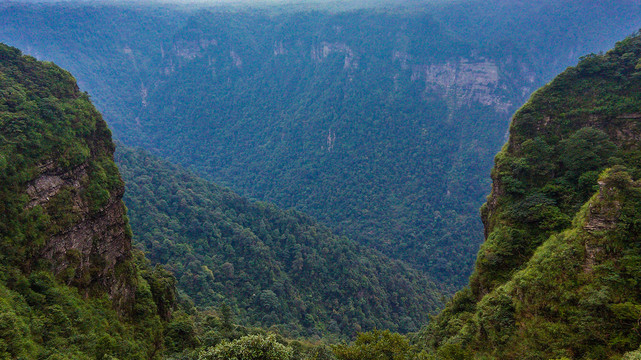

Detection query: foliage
(0, 39), (429, 360)
(116, 145), (443, 338)
(199, 333), (293, 360)
(0, 43), (174, 358)
(472, 32), (641, 296)
(4, 3), (641, 359)
(159, 307), (353, 360)
(0, 42), (118, 271)
(333, 329), (410, 360)
(417, 33), (641, 359)
(0, 270), (154, 359)
(4, 1), (639, 288)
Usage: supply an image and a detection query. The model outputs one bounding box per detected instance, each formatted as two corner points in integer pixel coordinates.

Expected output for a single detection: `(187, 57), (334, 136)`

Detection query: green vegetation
(0, 42), (176, 358)
(0, 251), (179, 359)
(0, 43), (132, 291)
(333, 329), (411, 360)
(4, 1), (640, 288)
(0, 42), (116, 276)
(115, 8), (483, 287)
(0, 39), (433, 359)
(6, 4), (641, 359)
(199, 334), (293, 360)
(417, 33), (641, 359)
(116, 145), (443, 338)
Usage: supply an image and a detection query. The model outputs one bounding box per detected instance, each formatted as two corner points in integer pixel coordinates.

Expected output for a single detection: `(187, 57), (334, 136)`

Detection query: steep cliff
(0, 43), (173, 358)
(417, 34), (641, 359)
(0, 43), (136, 310)
(472, 34), (641, 298)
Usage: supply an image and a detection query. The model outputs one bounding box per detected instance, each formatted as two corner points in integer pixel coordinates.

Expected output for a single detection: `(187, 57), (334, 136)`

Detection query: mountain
(3, 1), (640, 287)
(416, 33), (641, 359)
(0, 40), (425, 360)
(0, 43), (174, 359)
(115, 144), (443, 338)
(5, 4), (641, 359)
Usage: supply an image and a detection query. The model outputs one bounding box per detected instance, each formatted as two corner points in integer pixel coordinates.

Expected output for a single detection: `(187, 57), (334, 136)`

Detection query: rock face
(411, 58), (511, 112)
(311, 42), (358, 69)
(0, 43), (135, 312)
(26, 158), (134, 309)
(582, 177), (622, 273)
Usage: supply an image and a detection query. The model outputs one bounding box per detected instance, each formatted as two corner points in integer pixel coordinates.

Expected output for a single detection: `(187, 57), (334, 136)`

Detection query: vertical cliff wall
(0, 43), (135, 311)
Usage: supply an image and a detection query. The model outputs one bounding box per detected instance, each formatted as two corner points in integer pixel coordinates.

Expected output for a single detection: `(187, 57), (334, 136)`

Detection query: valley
(2, 0), (641, 359)
(2, 0), (639, 288)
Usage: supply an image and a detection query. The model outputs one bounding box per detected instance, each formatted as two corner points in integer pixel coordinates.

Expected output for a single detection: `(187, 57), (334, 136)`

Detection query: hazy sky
(1, 0), (464, 15)
(7, 0), (454, 6)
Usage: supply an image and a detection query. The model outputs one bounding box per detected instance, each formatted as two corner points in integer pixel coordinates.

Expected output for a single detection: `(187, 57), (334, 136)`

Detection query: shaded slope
(116, 145), (443, 338)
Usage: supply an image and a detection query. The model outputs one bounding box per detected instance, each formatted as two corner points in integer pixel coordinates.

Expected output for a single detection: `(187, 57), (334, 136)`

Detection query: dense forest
(417, 33), (641, 359)
(0, 43), (381, 359)
(5, 1), (641, 359)
(0, 41), (434, 360)
(2, 0), (640, 286)
(116, 145), (442, 338)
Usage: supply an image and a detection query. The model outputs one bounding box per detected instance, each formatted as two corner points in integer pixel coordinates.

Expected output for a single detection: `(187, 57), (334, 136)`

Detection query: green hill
(0, 43), (174, 359)
(416, 33), (641, 359)
(116, 144), (443, 339)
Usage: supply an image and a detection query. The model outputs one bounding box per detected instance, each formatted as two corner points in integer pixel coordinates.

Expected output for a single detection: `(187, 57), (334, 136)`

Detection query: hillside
(416, 34), (641, 359)
(3, 1), (640, 287)
(5, 5), (641, 360)
(116, 145), (443, 338)
(0, 40), (431, 359)
(0, 43), (174, 359)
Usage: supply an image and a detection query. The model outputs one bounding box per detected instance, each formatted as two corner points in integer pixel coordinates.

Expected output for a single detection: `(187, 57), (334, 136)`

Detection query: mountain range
(3, 0), (640, 287)
(2, 1), (641, 359)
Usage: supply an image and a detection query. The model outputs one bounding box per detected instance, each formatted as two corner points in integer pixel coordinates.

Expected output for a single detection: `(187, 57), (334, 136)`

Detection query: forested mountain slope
(0, 43), (173, 359)
(3, 1), (640, 286)
(0, 40), (437, 359)
(416, 34), (641, 359)
(116, 145), (443, 339)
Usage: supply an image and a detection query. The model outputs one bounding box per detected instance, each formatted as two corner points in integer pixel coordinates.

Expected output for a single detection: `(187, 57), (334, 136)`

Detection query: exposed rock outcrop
(0, 42), (136, 313)
(411, 58), (511, 112)
(311, 42), (358, 69)
(26, 157), (134, 310)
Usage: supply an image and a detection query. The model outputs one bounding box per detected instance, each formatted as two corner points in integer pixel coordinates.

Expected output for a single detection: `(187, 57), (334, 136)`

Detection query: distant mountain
(416, 33), (641, 359)
(2, 0), (640, 287)
(116, 144), (443, 338)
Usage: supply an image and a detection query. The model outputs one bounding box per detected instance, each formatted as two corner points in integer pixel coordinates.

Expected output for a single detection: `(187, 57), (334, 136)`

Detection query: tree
(333, 330), (410, 360)
(198, 334), (293, 360)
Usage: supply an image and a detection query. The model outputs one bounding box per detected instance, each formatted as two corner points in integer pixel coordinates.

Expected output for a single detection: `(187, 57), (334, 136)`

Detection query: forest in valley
(3, 0), (639, 287)
(2, 0), (641, 359)
(116, 145), (442, 338)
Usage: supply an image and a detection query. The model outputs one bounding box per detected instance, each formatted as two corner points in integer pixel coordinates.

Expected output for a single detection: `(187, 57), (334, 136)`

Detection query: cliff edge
(0, 43), (135, 311)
